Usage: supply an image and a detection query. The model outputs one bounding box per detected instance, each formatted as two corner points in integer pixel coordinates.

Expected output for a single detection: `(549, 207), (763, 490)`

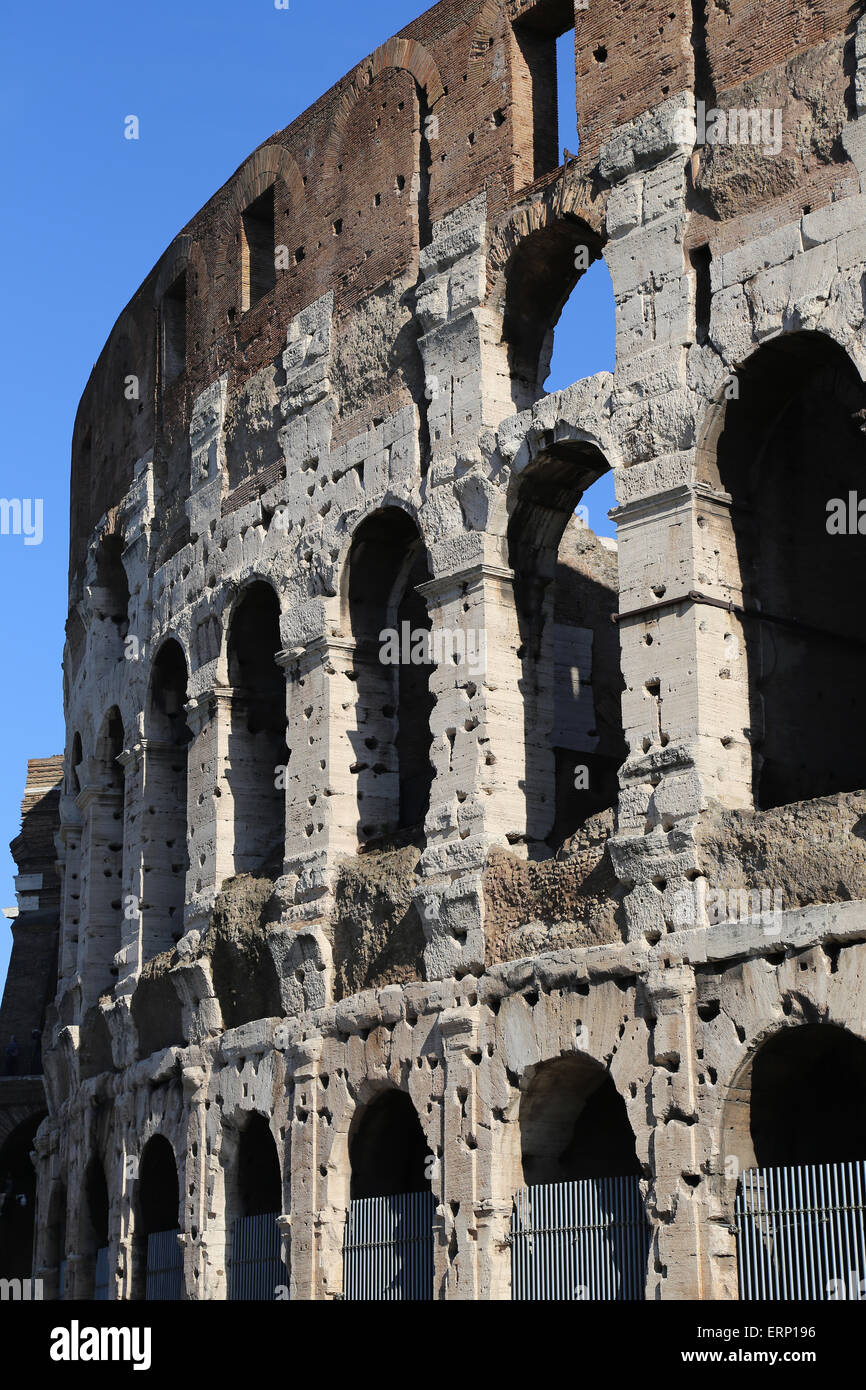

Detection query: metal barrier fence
(736, 1159), (866, 1300)
(511, 1177), (649, 1300)
(229, 1212), (284, 1300)
(145, 1228), (184, 1301)
(94, 1245), (110, 1300)
(343, 1191), (436, 1300)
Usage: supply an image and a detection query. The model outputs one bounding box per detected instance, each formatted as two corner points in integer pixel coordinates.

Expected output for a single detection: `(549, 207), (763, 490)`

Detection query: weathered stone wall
(31, 0), (866, 1300)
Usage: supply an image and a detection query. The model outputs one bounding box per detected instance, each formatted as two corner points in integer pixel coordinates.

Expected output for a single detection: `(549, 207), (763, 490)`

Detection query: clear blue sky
(0, 0), (615, 997)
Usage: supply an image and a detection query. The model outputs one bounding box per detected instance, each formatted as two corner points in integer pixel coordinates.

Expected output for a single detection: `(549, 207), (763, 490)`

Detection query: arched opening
(344, 1089), (434, 1300)
(81, 1156), (110, 1299)
(91, 532), (130, 665)
(520, 1056), (640, 1183)
(508, 445), (625, 849)
(226, 582), (288, 876)
(501, 220), (605, 411)
(228, 1114), (284, 1300)
(345, 510), (435, 845)
(80, 708), (126, 1007)
(510, 0), (579, 187)
(237, 1114), (282, 1216)
(69, 732), (82, 796)
(731, 1025), (866, 1299)
(707, 332), (866, 809)
(135, 1135), (182, 1301)
(350, 1090), (429, 1200)
(0, 1113), (43, 1283)
(751, 1025), (866, 1170)
(143, 640), (191, 958)
(512, 1057), (648, 1300)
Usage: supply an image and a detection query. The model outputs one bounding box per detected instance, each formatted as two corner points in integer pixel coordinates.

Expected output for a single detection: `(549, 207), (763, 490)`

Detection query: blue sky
(0, 1), (616, 998)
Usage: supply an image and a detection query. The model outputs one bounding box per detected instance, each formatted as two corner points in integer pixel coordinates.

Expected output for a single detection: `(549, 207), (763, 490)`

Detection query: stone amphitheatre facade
(9, 0), (866, 1301)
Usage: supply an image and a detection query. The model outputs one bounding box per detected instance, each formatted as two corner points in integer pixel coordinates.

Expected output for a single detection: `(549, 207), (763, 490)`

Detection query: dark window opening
(241, 185), (276, 311)
(144, 641), (191, 956)
(161, 271), (187, 383)
(350, 1090), (429, 1200)
(236, 1115), (282, 1217)
(690, 243), (712, 346)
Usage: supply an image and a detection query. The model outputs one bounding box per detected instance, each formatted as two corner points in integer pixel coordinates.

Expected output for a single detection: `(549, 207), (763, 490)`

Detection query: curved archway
(349, 1089), (430, 1200)
(226, 581), (288, 876)
(501, 220), (605, 410)
(226, 1114), (285, 1300)
(723, 1023), (866, 1300)
(700, 331), (866, 808)
(519, 1055), (640, 1183)
(343, 509), (434, 844)
(80, 1155), (110, 1299)
(143, 639), (191, 958)
(512, 1056), (648, 1301)
(343, 1088), (435, 1300)
(135, 1135), (182, 1301)
(507, 444), (625, 847)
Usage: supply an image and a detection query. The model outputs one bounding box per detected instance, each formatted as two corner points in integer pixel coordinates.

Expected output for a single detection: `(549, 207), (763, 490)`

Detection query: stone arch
(0, 1111), (44, 1280)
(695, 329), (866, 810)
(211, 143), (305, 292)
(485, 187), (607, 410)
(517, 1053), (642, 1185)
(340, 506), (435, 843)
(133, 1131), (181, 1300)
(719, 1019), (866, 1181)
(504, 438), (624, 846)
(348, 1086), (431, 1200)
(322, 38), (445, 188)
(225, 577), (288, 876)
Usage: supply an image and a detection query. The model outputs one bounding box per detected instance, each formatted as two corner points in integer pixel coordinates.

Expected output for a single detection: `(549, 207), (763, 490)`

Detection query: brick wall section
(1, 757), (63, 1066)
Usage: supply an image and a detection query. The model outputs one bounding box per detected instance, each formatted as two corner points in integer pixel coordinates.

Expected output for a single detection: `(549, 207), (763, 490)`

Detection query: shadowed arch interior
(345, 510), (434, 843)
(349, 1089), (429, 1199)
(519, 1055), (640, 1184)
(139, 1135), (179, 1236)
(749, 1024), (866, 1168)
(226, 581), (288, 876)
(0, 1112), (44, 1279)
(143, 640), (191, 958)
(507, 443), (625, 847)
(709, 332), (866, 809)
